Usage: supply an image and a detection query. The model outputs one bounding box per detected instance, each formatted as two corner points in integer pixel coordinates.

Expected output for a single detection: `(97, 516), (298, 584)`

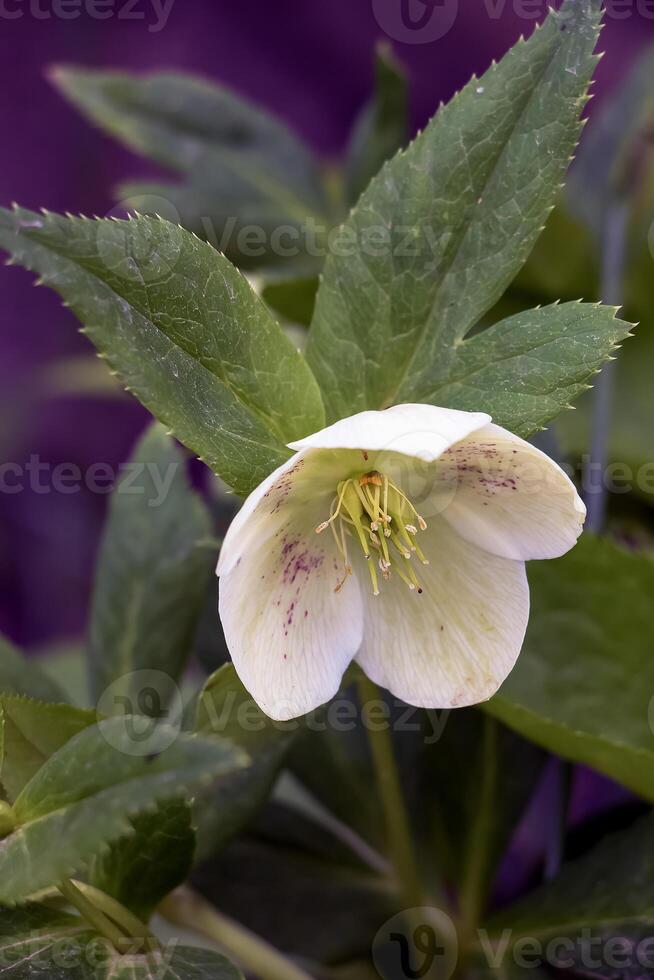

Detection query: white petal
(288, 404), (490, 462)
(435, 423), (586, 561)
(217, 448), (351, 577)
(219, 513), (364, 721)
(355, 517), (529, 708)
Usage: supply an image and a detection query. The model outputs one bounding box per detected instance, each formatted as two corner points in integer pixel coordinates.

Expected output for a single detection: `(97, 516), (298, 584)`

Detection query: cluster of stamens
(315, 470), (429, 596)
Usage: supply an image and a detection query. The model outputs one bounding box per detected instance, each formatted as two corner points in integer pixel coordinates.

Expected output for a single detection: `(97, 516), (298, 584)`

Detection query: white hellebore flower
(217, 404), (585, 721)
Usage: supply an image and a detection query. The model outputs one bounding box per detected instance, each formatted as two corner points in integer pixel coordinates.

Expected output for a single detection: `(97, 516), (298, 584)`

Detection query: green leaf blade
(0, 635), (65, 703)
(89, 423), (213, 704)
(88, 800), (195, 921)
(193, 665), (295, 860)
(345, 43), (409, 206)
(419, 301), (629, 438)
(0, 721), (246, 904)
(307, 1), (603, 424)
(486, 535), (654, 801)
(0, 207), (325, 493)
(51, 66), (330, 273)
(0, 696), (96, 802)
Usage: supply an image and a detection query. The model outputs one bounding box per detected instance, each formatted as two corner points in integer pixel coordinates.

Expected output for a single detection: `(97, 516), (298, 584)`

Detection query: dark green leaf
(88, 800), (195, 921)
(486, 535), (654, 800)
(89, 423), (214, 705)
(394, 300), (628, 439)
(193, 665), (295, 860)
(0, 904), (95, 980)
(0, 720), (246, 904)
(0, 635), (65, 703)
(345, 43), (409, 205)
(288, 692), (382, 851)
(51, 66), (330, 272)
(0, 695), (96, 801)
(0, 207), (325, 494)
(484, 814), (654, 977)
(194, 804), (395, 966)
(0, 908), (243, 980)
(418, 711), (544, 921)
(261, 275), (319, 328)
(93, 945), (244, 979)
(307, 1), (605, 429)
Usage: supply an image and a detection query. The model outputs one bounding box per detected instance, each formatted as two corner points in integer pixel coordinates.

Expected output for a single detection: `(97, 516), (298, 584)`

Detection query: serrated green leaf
(483, 814), (654, 975)
(0, 720), (246, 904)
(93, 945), (244, 980)
(0, 904), (96, 980)
(0, 207), (325, 494)
(485, 535), (654, 801)
(0, 908), (243, 980)
(307, 0), (605, 429)
(89, 423), (213, 705)
(0, 696), (96, 802)
(88, 800), (195, 921)
(51, 66), (329, 274)
(345, 43), (409, 206)
(395, 301), (629, 439)
(193, 665), (294, 860)
(0, 635), (65, 703)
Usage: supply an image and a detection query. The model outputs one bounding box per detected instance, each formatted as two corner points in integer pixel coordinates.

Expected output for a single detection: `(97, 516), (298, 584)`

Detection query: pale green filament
(315, 471), (429, 596)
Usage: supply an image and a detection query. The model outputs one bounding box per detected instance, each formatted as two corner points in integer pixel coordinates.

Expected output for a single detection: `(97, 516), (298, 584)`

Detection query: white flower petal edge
(436, 423), (586, 561)
(354, 516), (529, 707)
(288, 403), (490, 461)
(219, 508), (364, 721)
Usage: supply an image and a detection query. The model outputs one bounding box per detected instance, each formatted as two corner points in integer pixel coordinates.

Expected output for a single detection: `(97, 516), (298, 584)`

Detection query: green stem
(69, 881), (158, 952)
(458, 716), (497, 951)
(585, 201), (628, 531)
(357, 673), (424, 909)
(58, 880), (127, 950)
(0, 801), (15, 839)
(160, 888), (314, 980)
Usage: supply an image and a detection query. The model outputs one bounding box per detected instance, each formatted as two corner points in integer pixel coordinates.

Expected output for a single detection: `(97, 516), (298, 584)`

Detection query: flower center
(315, 470), (429, 597)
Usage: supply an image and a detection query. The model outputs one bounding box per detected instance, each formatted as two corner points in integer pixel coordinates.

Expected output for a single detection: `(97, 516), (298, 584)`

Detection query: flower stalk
(160, 887), (314, 980)
(357, 672), (424, 911)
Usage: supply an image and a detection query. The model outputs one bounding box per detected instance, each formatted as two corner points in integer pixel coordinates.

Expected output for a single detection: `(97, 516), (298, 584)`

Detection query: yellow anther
(317, 470), (430, 596)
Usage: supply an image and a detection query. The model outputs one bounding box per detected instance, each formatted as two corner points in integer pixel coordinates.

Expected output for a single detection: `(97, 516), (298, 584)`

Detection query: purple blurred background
(0, 0), (651, 652)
